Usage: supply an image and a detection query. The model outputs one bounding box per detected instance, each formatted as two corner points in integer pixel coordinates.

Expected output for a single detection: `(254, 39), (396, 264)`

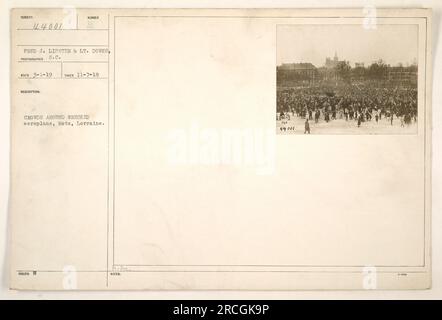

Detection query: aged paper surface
(9, 8), (431, 290)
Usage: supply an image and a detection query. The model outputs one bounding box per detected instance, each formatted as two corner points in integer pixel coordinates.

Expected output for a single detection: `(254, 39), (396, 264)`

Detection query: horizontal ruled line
(18, 77), (108, 80)
(18, 60), (109, 63)
(17, 28), (109, 31)
(17, 44), (108, 47)
(16, 269), (428, 274)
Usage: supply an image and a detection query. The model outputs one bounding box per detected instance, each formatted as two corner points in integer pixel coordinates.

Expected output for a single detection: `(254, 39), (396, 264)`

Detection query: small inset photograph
(276, 24), (418, 134)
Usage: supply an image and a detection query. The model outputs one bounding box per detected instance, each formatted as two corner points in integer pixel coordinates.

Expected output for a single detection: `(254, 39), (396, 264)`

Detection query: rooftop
(279, 63), (317, 70)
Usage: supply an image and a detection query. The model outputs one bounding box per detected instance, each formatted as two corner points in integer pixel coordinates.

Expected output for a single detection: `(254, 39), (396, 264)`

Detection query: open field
(276, 115), (418, 135)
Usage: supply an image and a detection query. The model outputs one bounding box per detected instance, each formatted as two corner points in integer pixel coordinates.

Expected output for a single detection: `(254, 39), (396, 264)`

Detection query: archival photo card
(9, 8), (431, 290)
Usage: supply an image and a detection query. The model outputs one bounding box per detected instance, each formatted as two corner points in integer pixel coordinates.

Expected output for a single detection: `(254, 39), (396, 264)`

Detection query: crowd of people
(276, 81), (418, 128)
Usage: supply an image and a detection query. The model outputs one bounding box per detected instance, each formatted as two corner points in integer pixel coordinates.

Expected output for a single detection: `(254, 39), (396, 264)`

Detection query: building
(324, 51), (346, 69)
(351, 62), (366, 81)
(388, 65), (418, 84)
(277, 62), (318, 84)
(277, 62), (317, 78)
(320, 52), (347, 80)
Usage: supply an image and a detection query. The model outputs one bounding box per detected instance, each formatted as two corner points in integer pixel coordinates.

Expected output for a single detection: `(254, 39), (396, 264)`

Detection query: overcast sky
(277, 24), (418, 67)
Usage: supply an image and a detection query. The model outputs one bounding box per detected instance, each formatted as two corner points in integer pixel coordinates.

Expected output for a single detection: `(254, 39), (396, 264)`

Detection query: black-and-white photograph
(276, 24), (419, 134)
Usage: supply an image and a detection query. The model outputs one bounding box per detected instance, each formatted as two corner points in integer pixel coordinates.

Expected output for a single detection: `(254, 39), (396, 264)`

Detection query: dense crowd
(276, 81), (418, 127)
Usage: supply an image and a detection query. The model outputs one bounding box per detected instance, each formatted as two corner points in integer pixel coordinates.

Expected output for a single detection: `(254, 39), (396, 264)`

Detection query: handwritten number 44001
(33, 23), (63, 30)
